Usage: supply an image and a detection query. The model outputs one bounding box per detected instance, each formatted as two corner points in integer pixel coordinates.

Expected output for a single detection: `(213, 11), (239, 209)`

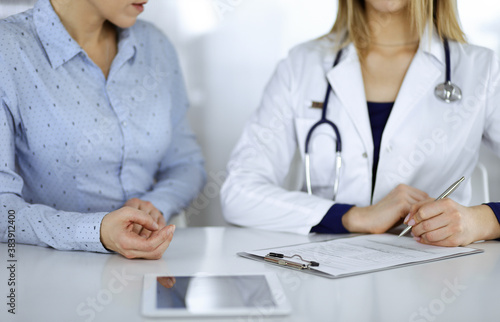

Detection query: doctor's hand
(100, 207), (175, 259)
(406, 199), (500, 246)
(124, 198), (166, 238)
(342, 184), (429, 234)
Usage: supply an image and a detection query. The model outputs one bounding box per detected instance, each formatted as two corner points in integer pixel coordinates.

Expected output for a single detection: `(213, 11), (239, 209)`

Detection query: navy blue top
(368, 102), (394, 194)
(311, 102), (500, 235)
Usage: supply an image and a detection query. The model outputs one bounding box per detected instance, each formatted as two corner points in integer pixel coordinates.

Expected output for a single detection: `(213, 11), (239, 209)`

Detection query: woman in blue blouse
(0, 0), (206, 259)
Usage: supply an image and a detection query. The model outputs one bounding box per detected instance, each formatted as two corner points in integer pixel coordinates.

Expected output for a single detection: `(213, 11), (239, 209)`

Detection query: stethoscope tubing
(304, 46), (344, 198)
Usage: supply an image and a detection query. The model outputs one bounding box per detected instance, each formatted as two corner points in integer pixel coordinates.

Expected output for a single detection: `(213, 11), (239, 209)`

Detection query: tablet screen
(156, 275), (276, 312)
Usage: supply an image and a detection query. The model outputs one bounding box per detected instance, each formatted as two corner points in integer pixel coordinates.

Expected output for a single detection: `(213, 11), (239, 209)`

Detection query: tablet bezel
(142, 272), (291, 317)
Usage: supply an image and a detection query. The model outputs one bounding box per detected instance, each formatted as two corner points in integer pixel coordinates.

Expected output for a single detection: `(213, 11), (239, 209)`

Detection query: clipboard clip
(264, 252), (320, 270)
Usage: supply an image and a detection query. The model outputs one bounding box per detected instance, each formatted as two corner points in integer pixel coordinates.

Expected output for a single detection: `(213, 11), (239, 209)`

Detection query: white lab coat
(220, 29), (500, 235)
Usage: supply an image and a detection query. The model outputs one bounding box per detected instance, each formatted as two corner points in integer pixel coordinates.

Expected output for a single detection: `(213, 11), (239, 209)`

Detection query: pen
(399, 176), (465, 237)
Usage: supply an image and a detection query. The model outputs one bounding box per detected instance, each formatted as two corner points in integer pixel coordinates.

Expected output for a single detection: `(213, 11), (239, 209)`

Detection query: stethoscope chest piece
(435, 38), (462, 103)
(434, 80), (462, 103)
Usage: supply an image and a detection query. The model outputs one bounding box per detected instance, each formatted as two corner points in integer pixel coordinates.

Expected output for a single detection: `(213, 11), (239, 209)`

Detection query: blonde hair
(330, 0), (466, 52)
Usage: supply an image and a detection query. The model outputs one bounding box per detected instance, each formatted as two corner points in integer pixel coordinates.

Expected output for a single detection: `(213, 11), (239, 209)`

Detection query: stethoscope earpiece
(435, 81), (462, 103)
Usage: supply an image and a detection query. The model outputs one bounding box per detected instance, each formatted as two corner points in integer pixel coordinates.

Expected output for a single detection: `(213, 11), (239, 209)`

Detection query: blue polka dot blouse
(0, 0), (206, 253)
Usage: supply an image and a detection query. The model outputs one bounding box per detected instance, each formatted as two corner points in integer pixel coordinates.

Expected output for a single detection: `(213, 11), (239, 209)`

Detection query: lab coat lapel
(382, 25), (445, 140)
(326, 46), (374, 158)
(382, 49), (442, 140)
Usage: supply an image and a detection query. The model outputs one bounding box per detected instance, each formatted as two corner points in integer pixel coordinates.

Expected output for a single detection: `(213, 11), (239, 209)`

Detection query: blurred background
(2, 0), (500, 227)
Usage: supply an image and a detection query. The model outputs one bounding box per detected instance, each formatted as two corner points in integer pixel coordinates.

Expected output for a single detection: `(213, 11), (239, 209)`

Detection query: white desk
(1, 227), (499, 322)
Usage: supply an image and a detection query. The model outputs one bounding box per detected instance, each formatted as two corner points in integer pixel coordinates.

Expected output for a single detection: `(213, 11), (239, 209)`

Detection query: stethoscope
(305, 38), (462, 201)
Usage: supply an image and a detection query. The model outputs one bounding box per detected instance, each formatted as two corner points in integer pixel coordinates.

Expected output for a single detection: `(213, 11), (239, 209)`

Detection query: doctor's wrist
(342, 206), (371, 234)
(473, 205), (500, 241)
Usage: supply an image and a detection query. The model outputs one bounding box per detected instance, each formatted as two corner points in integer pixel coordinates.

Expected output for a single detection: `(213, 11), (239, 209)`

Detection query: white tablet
(142, 273), (291, 318)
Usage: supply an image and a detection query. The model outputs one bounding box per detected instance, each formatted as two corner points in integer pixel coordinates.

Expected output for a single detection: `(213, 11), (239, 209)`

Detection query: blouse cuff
(74, 212), (113, 253)
(310, 203), (354, 234)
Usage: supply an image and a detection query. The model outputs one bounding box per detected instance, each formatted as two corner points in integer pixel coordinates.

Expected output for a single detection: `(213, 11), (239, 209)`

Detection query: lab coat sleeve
(0, 96), (110, 253)
(483, 51), (500, 154)
(220, 55), (337, 235)
(483, 52), (500, 229)
(139, 43), (206, 220)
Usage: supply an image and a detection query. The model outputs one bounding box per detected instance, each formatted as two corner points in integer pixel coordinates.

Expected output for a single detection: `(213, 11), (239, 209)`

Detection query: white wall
(0, 0), (34, 18)
(2, 0), (500, 227)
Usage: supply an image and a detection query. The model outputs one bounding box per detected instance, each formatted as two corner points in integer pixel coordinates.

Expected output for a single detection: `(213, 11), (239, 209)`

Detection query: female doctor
(221, 0), (500, 246)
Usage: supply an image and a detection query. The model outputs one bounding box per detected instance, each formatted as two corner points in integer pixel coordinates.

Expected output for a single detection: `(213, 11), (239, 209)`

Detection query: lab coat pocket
(294, 117), (339, 192)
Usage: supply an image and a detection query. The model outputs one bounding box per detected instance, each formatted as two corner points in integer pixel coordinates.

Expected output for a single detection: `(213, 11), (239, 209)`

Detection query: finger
(406, 198), (434, 224)
(157, 212), (166, 228)
(418, 231), (460, 247)
(132, 223), (143, 235)
(140, 228), (153, 238)
(412, 214), (450, 237)
(137, 200), (156, 214)
(121, 225), (175, 259)
(147, 224), (174, 243)
(413, 199), (456, 224)
(139, 211), (164, 239)
(147, 231), (174, 258)
(421, 227), (454, 244)
(122, 225), (173, 253)
(125, 208), (159, 231)
(394, 190), (429, 220)
(406, 196), (432, 212)
(410, 200), (447, 224)
(399, 197), (429, 223)
(124, 198), (141, 208)
(410, 199), (434, 214)
(146, 225), (175, 250)
(406, 188), (430, 202)
(396, 184), (428, 202)
(405, 195), (426, 211)
(151, 209), (166, 228)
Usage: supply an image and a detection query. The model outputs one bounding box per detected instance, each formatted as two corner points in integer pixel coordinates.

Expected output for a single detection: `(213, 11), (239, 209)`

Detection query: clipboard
(238, 234), (484, 279)
(264, 252), (320, 270)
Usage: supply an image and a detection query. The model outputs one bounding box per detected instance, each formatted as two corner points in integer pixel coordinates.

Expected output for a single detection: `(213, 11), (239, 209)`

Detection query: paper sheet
(241, 234), (483, 278)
